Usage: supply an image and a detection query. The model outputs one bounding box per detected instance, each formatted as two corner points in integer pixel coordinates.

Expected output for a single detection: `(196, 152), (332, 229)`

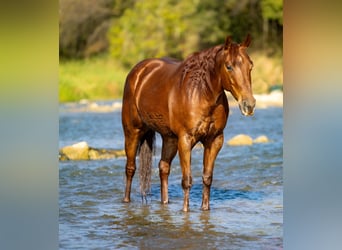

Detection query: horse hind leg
(123, 130), (142, 203)
(159, 136), (178, 204)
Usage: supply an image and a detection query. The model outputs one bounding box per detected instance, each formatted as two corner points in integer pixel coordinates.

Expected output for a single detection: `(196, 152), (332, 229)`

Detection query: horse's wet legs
(178, 135), (193, 212)
(123, 132), (141, 203)
(159, 137), (178, 204)
(201, 134), (224, 210)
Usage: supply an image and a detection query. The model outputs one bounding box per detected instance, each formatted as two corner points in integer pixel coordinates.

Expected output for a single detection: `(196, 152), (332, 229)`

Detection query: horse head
(220, 34), (256, 116)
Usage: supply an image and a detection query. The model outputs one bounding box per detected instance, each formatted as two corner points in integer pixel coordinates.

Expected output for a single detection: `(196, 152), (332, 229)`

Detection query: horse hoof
(182, 207), (190, 212)
(122, 198), (130, 203)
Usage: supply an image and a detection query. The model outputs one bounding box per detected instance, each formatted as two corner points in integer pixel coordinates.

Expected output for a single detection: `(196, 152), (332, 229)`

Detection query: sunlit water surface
(59, 101), (282, 249)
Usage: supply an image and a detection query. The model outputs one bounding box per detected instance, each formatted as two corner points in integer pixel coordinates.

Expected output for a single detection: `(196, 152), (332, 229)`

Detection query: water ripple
(59, 106), (283, 249)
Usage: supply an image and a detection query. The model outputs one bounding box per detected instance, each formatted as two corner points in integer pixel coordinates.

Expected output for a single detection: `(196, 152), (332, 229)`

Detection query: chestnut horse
(122, 35), (255, 211)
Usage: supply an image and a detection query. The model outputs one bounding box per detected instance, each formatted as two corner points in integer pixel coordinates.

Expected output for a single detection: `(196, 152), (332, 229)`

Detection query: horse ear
(242, 34), (252, 48)
(224, 36), (232, 51)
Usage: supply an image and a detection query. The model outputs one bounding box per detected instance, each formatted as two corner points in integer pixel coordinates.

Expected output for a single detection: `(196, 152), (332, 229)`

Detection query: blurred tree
(112, 0), (136, 16)
(60, 0), (282, 61)
(195, 0), (282, 53)
(109, 0), (198, 67)
(261, 0), (283, 53)
(226, 0), (263, 47)
(60, 0), (122, 58)
(194, 0), (231, 48)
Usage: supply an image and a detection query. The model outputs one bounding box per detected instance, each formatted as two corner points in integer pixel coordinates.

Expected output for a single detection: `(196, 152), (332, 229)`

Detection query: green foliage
(194, 0), (231, 48)
(112, 0), (135, 16)
(59, 0), (283, 101)
(108, 0), (283, 67)
(59, 0), (114, 59)
(260, 0), (283, 53)
(226, 0), (263, 45)
(109, 0), (198, 67)
(261, 0), (283, 24)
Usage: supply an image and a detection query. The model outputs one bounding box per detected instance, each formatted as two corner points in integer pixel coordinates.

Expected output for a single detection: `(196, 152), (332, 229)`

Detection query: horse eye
(226, 65), (233, 71)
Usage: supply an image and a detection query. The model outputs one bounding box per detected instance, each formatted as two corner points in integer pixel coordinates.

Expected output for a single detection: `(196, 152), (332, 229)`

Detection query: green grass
(59, 52), (282, 102)
(59, 55), (128, 102)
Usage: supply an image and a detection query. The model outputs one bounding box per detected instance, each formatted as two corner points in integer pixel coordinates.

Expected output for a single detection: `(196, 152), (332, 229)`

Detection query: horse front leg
(201, 133), (224, 210)
(159, 136), (178, 204)
(178, 134), (193, 212)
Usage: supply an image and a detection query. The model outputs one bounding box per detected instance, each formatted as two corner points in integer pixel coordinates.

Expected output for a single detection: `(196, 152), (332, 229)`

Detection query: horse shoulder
(169, 92), (229, 139)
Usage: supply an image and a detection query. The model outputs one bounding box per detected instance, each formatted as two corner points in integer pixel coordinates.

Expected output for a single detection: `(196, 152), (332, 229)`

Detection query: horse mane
(180, 45), (224, 98)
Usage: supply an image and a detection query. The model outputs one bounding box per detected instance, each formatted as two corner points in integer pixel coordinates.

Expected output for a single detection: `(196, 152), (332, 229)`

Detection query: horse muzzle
(239, 98), (256, 116)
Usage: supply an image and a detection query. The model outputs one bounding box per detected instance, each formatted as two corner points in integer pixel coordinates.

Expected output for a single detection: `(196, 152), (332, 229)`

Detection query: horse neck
(210, 47), (227, 98)
(181, 45), (225, 102)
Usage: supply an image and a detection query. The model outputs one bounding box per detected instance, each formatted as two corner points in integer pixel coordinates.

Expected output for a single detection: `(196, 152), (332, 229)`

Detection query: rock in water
(253, 135), (270, 143)
(59, 141), (126, 161)
(88, 148), (126, 160)
(60, 141), (89, 160)
(227, 134), (253, 146)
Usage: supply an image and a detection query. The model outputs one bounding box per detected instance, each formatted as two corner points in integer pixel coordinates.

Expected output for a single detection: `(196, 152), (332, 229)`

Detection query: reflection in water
(59, 105), (283, 249)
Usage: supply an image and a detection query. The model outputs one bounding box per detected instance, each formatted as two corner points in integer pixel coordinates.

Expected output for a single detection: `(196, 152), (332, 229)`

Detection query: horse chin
(242, 110), (254, 116)
(240, 108), (254, 116)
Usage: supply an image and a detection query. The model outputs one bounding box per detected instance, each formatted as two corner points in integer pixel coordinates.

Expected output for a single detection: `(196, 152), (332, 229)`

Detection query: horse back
(122, 58), (181, 135)
(124, 57), (180, 96)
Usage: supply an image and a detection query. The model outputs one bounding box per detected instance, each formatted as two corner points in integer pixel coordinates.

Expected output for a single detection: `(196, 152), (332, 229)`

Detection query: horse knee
(202, 174), (212, 186)
(182, 176), (192, 189)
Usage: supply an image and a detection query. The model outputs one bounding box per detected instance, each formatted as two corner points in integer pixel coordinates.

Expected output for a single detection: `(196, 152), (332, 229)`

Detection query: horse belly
(137, 88), (172, 135)
(139, 108), (173, 135)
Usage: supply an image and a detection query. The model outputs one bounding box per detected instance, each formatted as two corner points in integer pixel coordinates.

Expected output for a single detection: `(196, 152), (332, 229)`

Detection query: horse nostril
(248, 105), (253, 113)
(242, 100), (254, 115)
(242, 101), (247, 110)
(245, 105), (251, 113)
(242, 100), (249, 109)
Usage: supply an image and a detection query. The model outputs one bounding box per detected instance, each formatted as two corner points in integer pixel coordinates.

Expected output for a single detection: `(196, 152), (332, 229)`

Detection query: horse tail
(138, 130), (155, 201)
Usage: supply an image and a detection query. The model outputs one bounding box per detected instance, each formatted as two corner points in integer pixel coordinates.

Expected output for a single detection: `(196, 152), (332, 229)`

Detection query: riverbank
(59, 52), (282, 102)
(59, 91), (283, 113)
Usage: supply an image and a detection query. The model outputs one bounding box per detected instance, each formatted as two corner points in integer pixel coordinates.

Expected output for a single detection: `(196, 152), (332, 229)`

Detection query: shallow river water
(59, 101), (283, 249)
